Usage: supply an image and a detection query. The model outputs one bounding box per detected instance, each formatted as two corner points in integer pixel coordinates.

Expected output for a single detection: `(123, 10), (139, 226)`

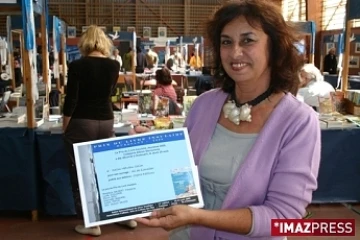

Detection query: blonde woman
(63, 25), (136, 236)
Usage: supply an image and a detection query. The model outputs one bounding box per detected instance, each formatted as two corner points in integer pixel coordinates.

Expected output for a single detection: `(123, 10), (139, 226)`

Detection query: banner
(22, 0), (39, 101)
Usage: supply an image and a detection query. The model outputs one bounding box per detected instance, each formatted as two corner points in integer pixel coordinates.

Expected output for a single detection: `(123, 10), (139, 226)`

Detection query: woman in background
(153, 68), (177, 103)
(153, 68), (180, 115)
(63, 25), (136, 237)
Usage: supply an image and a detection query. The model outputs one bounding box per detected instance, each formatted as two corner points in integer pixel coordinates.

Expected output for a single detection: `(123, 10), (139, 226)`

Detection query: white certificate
(73, 128), (204, 227)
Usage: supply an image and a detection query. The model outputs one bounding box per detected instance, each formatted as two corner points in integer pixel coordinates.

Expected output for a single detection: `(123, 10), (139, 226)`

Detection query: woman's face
(220, 16), (271, 85)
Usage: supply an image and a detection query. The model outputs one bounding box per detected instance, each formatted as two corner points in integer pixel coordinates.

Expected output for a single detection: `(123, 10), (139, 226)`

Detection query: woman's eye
(243, 38), (254, 44)
(221, 40), (231, 45)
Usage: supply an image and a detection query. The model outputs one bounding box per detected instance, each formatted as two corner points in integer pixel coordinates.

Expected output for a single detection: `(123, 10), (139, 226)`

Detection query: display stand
(5, 0), (49, 221)
(340, 0), (360, 92)
(177, 36), (204, 69)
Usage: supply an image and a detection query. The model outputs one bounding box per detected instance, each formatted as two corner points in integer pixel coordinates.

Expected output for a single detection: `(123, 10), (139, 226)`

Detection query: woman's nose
(231, 45), (244, 57)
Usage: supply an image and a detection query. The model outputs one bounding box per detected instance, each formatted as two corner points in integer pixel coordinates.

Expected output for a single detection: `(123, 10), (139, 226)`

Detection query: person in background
(14, 59), (22, 88)
(133, 1), (321, 239)
(297, 63), (335, 110)
(62, 25), (137, 237)
(136, 46), (146, 73)
(323, 47), (337, 74)
(36, 45), (43, 76)
(152, 67), (180, 115)
(189, 50), (202, 70)
(122, 47), (133, 72)
(153, 67), (177, 103)
(145, 48), (159, 69)
(111, 48), (122, 69)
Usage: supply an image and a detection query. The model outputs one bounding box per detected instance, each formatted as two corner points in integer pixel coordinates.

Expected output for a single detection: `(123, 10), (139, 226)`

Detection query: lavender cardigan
(184, 89), (321, 240)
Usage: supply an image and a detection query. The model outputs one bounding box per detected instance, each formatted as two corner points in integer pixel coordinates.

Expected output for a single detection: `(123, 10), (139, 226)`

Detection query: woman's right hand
(128, 125), (151, 135)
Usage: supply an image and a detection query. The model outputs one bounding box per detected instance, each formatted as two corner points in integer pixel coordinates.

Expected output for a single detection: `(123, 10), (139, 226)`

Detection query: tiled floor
(0, 204), (359, 239)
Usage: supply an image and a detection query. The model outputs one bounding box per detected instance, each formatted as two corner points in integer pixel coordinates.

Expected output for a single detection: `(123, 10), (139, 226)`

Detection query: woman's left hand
(135, 205), (198, 231)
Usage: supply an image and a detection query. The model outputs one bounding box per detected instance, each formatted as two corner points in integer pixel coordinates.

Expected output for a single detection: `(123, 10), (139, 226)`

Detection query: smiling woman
(134, 1), (321, 240)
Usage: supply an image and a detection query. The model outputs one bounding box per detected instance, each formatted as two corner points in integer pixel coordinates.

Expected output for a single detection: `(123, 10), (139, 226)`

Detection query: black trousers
(64, 118), (114, 219)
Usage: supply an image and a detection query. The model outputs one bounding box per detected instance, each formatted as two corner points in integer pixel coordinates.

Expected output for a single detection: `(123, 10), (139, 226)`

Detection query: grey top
(169, 124), (258, 240)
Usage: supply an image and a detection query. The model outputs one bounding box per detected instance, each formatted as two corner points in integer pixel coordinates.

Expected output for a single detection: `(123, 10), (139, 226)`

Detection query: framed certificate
(73, 128), (204, 227)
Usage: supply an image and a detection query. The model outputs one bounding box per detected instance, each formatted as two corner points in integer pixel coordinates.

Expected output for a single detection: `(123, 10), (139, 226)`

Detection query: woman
(132, 1), (321, 240)
(297, 63), (335, 109)
(153, 68), (177, 103)
(63, 25), (136, 237)
(153, 68), (180, 115)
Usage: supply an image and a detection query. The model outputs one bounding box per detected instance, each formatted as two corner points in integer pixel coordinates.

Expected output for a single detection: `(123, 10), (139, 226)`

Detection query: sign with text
(73, 128), (203, 227)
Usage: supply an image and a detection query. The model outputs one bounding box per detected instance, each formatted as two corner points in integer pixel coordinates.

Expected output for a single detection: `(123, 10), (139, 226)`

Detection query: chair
(0, 91), (12, 113)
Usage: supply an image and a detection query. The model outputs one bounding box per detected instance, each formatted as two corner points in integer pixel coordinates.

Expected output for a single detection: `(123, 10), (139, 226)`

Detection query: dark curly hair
(206, 0), (304, 95)
(155, 67), (172, 86)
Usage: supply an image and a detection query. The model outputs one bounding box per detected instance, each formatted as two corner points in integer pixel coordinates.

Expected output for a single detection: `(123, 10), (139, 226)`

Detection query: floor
(0, 204), (359, 240)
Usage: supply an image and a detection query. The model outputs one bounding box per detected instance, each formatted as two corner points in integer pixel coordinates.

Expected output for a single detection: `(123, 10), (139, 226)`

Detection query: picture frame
(355, 42), (360, 54)
(112, 26), (121, 33)
(158, 27), (167, 38)
(67, 26), (76, 38)
(349, 56), (359, 68)
(143, 27), (151, 38)
(325, 42), (335, 54)
(127, 26), (136, 32)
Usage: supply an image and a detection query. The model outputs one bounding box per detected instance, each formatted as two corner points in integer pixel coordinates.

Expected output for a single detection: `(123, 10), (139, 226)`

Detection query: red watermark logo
(271, 219), (355, 236)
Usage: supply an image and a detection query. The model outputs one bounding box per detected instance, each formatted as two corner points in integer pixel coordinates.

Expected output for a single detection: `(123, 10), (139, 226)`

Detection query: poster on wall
(112, 27), (121, 33)
(158, 27), (167, 38)
(127, 27), (135, 32)
(355, 43), (360, 54)
(349, 56), (359, 68)
(143, 27), (151, 38)
(67, 26), (76, 38)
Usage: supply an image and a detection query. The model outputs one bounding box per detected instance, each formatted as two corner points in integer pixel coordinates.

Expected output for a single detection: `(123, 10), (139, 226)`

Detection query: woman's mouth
(231, 62), (248, 71)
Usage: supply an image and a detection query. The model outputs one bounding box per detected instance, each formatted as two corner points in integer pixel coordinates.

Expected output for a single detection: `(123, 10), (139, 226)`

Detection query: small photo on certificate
(73, 128), (204, 228)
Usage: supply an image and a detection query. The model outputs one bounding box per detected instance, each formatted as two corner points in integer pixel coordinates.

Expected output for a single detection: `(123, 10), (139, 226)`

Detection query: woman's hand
(135, 205), (198, 231)
(128, 125), (151, 135)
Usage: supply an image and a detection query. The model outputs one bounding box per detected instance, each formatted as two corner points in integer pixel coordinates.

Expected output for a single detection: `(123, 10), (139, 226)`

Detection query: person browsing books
(130, 1), (321, 239)
(62, 25), (137, 237)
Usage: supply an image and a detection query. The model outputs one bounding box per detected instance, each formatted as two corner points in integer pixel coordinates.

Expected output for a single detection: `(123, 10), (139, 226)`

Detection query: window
(321, 0), (347, 30)
(282, 0), (306, 21)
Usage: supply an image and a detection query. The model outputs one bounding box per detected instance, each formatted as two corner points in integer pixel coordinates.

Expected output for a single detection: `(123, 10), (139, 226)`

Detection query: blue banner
(21, 0), (36, 50)
(53, 16), (61, 52)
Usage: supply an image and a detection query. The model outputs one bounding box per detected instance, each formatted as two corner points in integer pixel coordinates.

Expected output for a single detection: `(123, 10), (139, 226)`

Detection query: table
(35, 123), (130, 215)
(312, 128), (360, 203)
(0, 125), (39, 220)
(1, 122), (359, 216)
(324, 75), (360, 89)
